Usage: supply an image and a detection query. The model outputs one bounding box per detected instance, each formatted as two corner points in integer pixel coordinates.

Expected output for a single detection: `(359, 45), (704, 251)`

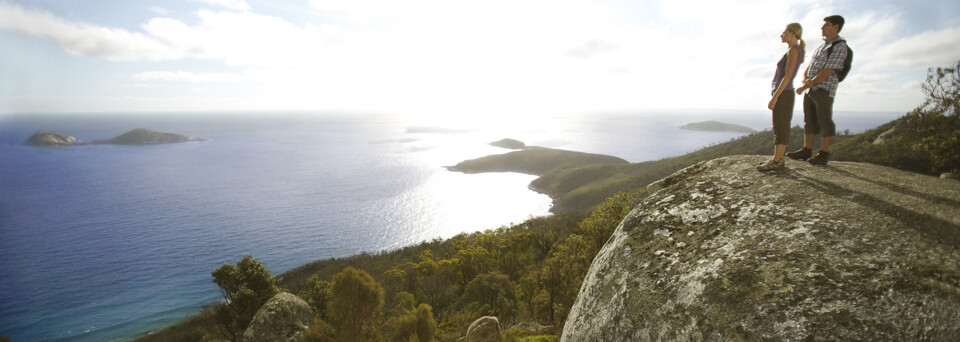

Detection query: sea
(0, 110), (900, 341)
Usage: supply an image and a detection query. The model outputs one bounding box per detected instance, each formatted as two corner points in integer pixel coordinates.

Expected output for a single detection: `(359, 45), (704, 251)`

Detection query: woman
(758, 22), (805, 172)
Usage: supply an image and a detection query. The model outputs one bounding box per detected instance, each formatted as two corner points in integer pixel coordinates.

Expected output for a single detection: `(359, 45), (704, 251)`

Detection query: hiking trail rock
(562, 155), (960, 341)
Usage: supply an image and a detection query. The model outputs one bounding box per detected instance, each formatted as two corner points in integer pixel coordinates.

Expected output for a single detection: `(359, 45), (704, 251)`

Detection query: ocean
(0, 110), (901, 341)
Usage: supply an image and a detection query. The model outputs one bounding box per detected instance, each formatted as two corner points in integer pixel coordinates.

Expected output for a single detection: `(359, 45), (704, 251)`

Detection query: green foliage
(503, 326), (559, 342)
(459, 271), (518, 323)
(330, 267), (385, 342)
(300, 318), (336, 342)
(922, 61), (960, 117)
(205, 255), (279, 341)
(833, 60), (960, 176)
(299, 275), (331, 321)
(385, 302), (438, 342)
(916, 60), (960, 175)
(542, 234), (590, 327)
(577, 192), (643, 255)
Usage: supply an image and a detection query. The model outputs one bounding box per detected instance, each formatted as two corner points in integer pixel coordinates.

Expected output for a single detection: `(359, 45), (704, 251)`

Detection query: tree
(454, 247), (491, 287)
(330, 267), (384, 342)
(385, 295), (438, 342)
(577, 192), (641, 256)
(206, 255), (279, 341)
(542, 234), (591, 327)
(459, 271), (518, 324)
(300, 318), (337, 342)
(299, 274), (332, 321)
(914, 60), (960, 175)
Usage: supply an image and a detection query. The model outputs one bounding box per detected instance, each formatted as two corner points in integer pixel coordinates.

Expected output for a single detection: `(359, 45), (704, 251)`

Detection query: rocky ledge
(25, 129), (203, 146)
(562, 155), (959, 341)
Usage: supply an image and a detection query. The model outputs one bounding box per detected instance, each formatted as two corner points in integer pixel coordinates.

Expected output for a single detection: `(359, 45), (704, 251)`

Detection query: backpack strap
(826, 38), (846, 58)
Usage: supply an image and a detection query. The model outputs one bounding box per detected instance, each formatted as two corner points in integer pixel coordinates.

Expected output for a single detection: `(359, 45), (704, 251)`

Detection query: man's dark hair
(824, 15), (845, 32)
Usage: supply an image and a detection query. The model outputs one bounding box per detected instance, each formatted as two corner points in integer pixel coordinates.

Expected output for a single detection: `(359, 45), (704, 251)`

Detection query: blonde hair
(786, 22), (805, 52)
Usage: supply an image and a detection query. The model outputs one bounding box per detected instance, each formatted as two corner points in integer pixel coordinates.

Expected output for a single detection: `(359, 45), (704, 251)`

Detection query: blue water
(0, 110), (901, 341)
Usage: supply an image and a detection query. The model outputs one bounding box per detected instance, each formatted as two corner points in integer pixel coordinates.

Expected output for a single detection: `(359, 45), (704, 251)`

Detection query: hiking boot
(786, 147), (812, 160)
(757, 159), (785, 172)
(809, 150), (830, 165)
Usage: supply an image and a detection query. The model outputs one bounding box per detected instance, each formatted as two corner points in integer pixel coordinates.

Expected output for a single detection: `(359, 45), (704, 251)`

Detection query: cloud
(0, 2), (330, 65)
(567, 40), (619, 59)
(132, 71), (246, 82)
(190, 0), (250, 11)
(0, 2), (180, 61)
(2, 0), (956, 114)
(863, 28), (960, 71)
(148, 6), (171, 15)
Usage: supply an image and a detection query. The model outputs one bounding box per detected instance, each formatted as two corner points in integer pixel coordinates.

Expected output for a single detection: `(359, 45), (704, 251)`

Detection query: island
(25, 129), (204, 147)
(679, 120), (756, 133)
(25, 131), (78, 146)
(490, 138), (526, 150)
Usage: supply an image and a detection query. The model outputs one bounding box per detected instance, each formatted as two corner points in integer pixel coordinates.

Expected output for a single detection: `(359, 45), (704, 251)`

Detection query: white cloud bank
(132, 71), (246, 82)
(190, 0), (250, 11)
(1, 0), (958, 114)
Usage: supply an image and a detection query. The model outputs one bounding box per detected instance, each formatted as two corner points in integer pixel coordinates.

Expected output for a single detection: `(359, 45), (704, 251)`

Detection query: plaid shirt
(806, 38), (847, 97)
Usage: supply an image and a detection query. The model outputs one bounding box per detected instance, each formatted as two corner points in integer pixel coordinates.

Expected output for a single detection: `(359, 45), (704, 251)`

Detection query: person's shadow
(766, 164), (960, 244)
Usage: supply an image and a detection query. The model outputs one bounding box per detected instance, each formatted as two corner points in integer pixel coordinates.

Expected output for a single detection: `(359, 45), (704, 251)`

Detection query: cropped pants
(772, 90), (794, 145)
(803, 89), (836, 137)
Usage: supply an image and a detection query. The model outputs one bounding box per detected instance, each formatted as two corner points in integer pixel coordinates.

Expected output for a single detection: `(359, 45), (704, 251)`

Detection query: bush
(330, 267), (384, 342)
(205, 255), (279, 341)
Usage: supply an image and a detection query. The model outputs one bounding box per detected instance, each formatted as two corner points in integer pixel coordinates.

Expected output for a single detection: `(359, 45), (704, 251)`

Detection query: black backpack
(826, 39), (853, 82)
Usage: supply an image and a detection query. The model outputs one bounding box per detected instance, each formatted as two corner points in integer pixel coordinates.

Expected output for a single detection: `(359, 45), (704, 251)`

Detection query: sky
(1, 0), (958, 119)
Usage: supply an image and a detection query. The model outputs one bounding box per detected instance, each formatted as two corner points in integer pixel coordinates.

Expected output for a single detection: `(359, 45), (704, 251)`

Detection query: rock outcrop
(562, 155), (960, 341)
(241, 293), (313, 342)
(25, 131), (77, 146)
(466, 316), (502, 342)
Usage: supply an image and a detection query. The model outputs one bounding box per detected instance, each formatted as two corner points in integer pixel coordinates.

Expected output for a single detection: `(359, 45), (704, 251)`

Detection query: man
(788, 15), (847, 165)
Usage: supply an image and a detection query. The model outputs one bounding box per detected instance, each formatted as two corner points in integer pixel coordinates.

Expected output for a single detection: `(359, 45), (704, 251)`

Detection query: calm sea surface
(0, 110), (900, 341)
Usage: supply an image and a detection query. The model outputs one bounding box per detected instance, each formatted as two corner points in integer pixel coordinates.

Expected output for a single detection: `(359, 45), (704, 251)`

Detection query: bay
(0, 110), (900, 341)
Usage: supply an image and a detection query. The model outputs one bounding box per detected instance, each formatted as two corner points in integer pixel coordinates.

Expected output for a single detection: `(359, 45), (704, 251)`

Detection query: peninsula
(25, 129), (204, 147)
(447, 140), (631, 212)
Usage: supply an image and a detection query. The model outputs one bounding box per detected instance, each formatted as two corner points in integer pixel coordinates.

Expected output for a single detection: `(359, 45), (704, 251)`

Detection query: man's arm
(798, 68), (835, 92)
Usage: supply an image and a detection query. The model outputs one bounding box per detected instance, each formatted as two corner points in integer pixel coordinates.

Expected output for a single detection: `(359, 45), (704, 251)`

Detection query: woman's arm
(769, 47), (800, 110)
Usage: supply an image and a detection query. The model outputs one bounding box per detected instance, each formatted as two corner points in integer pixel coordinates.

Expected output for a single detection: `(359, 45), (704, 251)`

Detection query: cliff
(562, 155), (960, 341)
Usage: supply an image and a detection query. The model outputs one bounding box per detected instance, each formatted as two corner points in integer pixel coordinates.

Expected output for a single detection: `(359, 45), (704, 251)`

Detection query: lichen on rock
(562, 155), (960, 341)
(241, 292), (313, 342)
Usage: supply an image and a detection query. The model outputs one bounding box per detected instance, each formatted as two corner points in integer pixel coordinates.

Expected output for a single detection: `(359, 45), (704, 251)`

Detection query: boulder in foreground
(242, 292), (313, 342)
(563, 155), (960, 341)
(466, 316), (502, 342)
